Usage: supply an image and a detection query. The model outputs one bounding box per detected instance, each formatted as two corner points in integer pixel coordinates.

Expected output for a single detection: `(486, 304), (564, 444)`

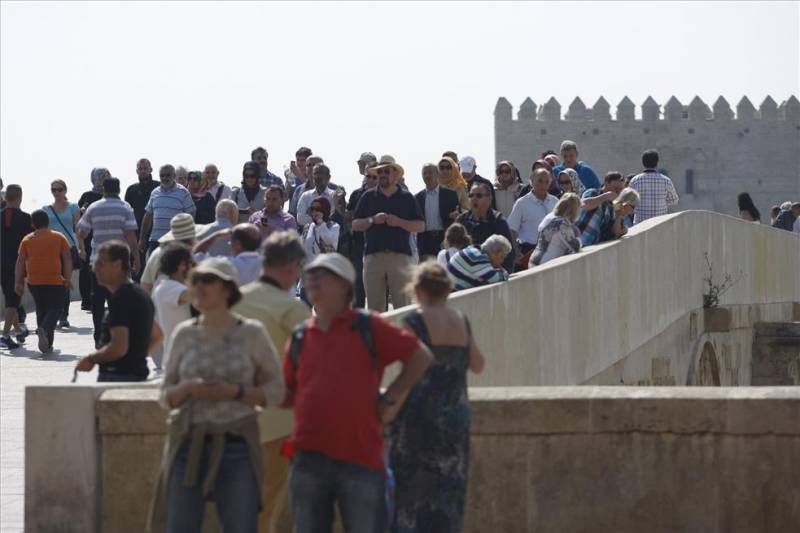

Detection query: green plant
(702, 252), (741, 308)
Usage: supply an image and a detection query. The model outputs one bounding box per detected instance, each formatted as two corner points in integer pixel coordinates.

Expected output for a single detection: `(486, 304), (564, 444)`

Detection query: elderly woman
(151, 258), (284, 533)
(436, 222), (472, 268)
(390, 261), (485, 532)
(232, 161), (266, 223)
(437, 156), (470, 210)
(557, 168), (583, 197)
(529, 193), (582, 267)
(447, 234), (512, 291)
(493, 161), (521, 218)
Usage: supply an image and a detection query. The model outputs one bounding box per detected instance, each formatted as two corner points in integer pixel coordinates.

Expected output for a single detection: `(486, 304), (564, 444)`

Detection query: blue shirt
(552, 161), (601, 191)
(576, 188), (615, 247)
(44, 203), (80, 247)
(144, 184), (196, 242)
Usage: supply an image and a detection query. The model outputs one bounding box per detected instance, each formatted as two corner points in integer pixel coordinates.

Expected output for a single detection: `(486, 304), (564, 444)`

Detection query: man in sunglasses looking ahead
(352, 155), (424, 311)
(457, 181), (515, 272)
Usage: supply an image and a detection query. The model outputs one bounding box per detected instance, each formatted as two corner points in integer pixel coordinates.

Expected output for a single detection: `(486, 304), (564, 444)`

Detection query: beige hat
(158, 213), (205, 243)
(367, 154), (404, 178)
(303, 253), (356, 285)
(613, 187), (641, 209)
(192, 257), (238, 282)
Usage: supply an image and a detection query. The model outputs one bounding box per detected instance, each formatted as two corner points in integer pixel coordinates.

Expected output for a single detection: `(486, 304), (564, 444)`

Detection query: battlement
(495, 95), (800, 123)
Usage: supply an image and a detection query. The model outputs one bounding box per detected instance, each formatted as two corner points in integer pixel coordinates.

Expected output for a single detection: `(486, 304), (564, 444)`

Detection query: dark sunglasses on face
(439, 164), (452, 170)
(310, 205), (323, 212)
(191, 273), (221, 285)
(498, 169), (512, 175)
(51, 188), (65, 193)
(244, 173), (258, 179)
(365, 174), (378, 180)
(376, 169), (391, 176)
(160, 174), (174, 179)
(469, 193), (486, 198)
(559, 180), (572, 186)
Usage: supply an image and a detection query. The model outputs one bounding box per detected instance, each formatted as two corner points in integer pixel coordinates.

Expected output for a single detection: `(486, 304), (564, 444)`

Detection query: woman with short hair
(530, 193), (582, 266)
(436, 223), (472, 268)
(390, 261), (485, 533)
(150, 257), (285, 533)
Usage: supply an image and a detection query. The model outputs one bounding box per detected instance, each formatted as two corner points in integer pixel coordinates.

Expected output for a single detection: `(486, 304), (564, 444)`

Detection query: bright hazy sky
(2, 1), (798, 211)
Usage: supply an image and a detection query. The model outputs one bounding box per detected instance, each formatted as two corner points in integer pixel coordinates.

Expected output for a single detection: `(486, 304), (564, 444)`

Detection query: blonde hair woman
(390, 260), (484, 532)
(529, 192), (582, 266)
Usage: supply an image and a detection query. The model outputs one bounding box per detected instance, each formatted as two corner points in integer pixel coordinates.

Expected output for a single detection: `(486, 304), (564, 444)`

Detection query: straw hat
(367, 155), (404, 178)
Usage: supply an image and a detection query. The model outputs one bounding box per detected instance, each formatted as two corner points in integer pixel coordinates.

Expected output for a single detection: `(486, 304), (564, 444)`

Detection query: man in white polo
(507, 168), (558, 267)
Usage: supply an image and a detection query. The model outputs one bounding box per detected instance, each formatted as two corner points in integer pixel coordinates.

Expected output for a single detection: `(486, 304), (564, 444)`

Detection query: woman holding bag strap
(45, 179), (84, 328)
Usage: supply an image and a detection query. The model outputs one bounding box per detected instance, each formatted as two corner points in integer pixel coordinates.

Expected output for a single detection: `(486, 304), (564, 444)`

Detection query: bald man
(193, 223), (263, 284)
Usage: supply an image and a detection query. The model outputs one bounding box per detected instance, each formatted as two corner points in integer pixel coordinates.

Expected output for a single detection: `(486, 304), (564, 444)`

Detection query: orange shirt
(18, 229), (70, 285)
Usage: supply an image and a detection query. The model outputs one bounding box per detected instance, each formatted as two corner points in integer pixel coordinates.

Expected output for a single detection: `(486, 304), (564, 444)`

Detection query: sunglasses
(191, 273), (222, 285)
(309, 205), (323, 212)
(558, 180), (572, 186)
(376, 169), (391, 176)
(438, 164), (452, 170)
(469, 193), (487, 198)
(498, 169), (512, 175)
(244, 173), (258, 179)
(365, 174), (378, 180)
(51, 188), (65, 193)
(159, 174), (174, 179)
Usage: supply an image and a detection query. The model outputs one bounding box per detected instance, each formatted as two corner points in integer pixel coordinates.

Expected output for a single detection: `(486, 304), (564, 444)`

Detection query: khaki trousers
(363, 251), (413, 311)
(259, 437), (292, 533)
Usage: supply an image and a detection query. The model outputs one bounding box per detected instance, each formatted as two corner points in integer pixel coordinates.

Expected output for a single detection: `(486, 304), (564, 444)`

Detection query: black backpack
(288, 309), (377, 372)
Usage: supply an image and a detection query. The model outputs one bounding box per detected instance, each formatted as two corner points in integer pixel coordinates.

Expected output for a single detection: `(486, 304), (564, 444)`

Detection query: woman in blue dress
(390, 260), (485, 533)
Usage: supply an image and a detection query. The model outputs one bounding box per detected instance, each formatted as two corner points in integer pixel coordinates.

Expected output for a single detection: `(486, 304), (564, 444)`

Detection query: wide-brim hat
(158, 213), (206, 243)
(303, 253), (356, 285)
(367, 154), (404, 178)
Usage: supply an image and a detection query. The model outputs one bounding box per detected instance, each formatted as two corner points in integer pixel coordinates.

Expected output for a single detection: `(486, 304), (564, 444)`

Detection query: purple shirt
(248, 209), (298, 232)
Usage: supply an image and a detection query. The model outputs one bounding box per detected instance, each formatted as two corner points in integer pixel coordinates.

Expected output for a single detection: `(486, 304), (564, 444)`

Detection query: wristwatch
(368, 216), (374, 226)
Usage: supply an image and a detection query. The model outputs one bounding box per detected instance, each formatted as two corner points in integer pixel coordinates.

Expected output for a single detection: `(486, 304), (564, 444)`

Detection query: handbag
(48, 205), (82, 269)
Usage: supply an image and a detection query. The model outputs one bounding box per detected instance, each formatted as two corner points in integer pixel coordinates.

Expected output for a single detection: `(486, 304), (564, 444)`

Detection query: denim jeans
(166, 438), (260, 533)
(290, 450), (386, 533)
(28, 284), (65, 336)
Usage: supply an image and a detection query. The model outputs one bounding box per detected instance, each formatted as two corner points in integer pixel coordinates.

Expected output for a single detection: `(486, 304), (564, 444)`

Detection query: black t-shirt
(192, 193), (216, 225)
(124, 179), (159, 230)
(354, 186), (423, 256)
(346, 185), (370, 251)
(100, 283), (154, 379)
(1, 207), (32, 276)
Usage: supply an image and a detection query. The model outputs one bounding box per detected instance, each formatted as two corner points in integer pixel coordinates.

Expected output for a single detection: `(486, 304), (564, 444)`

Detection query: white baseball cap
(303, 253), (356, 285)
(459, 156), (477, 173)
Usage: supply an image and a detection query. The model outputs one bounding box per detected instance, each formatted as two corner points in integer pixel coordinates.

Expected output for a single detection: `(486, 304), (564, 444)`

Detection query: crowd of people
(1, 140), (798, 532)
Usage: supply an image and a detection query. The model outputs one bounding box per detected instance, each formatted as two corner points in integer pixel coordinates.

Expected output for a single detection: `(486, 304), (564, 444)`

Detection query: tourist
(125, 158), (159, 280)
(557, 168), (583, 197)
(737, 192), (761, 223)
(493, 160), (521, 218)
(285, 146), (314, 204)
(530, 193), (582, 266)
(194, 223), (264, 285)
(447, 234), (512, 291)
(186, 170), (216, 224)
(542, 150), (561, 169)
(151, 257), (284, 533)
(290, 155), (324, 217)
(201, 163), (232, 204)
(77, 168), (108, 310)
(233, 231), (311, 533)
(769, 205), (781, 226)
(456, 181), (515, 272)
(629, 149), (679, 224)
(15, 210), (72, 354)
(507, 168), (558, 266)
(436, 222), (472, 268)
(793, 203), (800, 234)
(551, 140), (601, 190)
(437, 156), (469, 210)
(252, 146), (284, 189)
(138, 164), (196, 255)
(352, 155), (425, 311)
(76, 178), (140, 348)
(152, 243), (193, 365)
(1, 184), (32, 349)
(460, 155), (496, 209)
(296, 163), (337, 228)
(45, 179), (83, 329)
(141, 213), (203, 294)
(175, 166), (189, 187)
(772, 201), (796, 231)
(298, 196), (340, 303)
(249, 185), (298, 240)
(346, 157), (378, 307)
(75, 240), (162, 381)
(576, 171), (629, 246)
(195, 199), (238, 257)
(519, 158), (560, 198)
(390, 261), (485, 532)
(415, 163), (460, 259)
(442, 150), (459, 162)
(232, 161), (267, 223)
(283, 253), (432, 533)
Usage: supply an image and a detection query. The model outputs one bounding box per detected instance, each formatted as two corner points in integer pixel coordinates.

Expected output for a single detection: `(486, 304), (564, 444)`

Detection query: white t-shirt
(507, 193), (558, 245)
(437, 247), (461, 268)
(152, 279), (191, 366)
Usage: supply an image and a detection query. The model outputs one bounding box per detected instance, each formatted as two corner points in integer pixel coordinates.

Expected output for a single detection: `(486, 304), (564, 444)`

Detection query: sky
(2, 1), (798, 211)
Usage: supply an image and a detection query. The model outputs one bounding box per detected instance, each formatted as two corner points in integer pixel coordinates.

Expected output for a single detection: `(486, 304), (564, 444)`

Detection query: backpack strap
(214, 185), (225, 203)
(288, 322), (308, 373)
(47, 205), (77, 247)
(351, 309), (378, 370)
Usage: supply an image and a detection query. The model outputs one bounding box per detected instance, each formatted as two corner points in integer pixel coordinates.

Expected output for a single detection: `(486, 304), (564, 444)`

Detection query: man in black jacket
(460, 155), (496, 209)
(415, 163), (460, 259)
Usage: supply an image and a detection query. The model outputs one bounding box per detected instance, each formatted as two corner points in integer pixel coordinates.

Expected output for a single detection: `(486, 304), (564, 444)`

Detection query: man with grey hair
(415, 163), (460, 259)
(138, 164), (196, 255)
(202, 163), (232, 203)
(447, 234), (511, 291)
(194, 199), (238, 257)
(772, 201), (798, 232)
(551, 140), (601, 190)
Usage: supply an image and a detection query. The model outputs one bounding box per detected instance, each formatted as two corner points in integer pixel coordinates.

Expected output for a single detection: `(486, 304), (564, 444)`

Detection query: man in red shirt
(283, 253), (431, 533)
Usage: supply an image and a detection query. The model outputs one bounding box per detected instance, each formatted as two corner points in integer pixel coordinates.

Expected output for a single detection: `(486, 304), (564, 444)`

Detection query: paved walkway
(1, 302), (98, 533)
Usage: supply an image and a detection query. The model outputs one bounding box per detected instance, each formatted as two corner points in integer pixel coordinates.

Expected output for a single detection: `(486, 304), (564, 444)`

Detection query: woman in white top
(436, 222), (472, 268)
(299, 196), (339, 304)
(493, 161), (521, 218)
(152, 243), (194, 371)
(530, 193), (582, 266)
